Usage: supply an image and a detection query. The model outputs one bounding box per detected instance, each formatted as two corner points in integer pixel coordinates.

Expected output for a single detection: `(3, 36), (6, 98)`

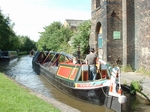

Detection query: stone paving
(121, 72), (150, 100)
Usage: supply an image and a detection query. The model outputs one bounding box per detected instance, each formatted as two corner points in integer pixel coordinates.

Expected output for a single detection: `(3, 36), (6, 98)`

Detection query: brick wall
(126, 0), (135, 67)
(91, 0), (108, 61)
(135, 0), (150, 69)
(91, 0), (150, 70)
(91, 0), (123, 65)
(106, 0), (122, 65)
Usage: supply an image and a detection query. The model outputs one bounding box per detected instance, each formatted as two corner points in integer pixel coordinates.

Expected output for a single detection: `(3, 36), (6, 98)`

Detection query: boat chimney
(77, 46), (80, 64)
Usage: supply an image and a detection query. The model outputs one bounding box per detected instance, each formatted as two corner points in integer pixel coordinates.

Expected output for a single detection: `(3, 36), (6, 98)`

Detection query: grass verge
(0, 73), (60, 112)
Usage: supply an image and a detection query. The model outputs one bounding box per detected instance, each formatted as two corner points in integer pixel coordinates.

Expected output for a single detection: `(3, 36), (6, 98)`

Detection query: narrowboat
(0, 51), (18, 62)
(32, 51), (127, 112)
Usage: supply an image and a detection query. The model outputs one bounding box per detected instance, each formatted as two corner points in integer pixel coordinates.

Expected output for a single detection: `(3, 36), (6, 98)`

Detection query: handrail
(52, 53), (62, 66)
(36, 52), (44, 63)
(41, 51), (51, 65)
(47, 53), (57, 67)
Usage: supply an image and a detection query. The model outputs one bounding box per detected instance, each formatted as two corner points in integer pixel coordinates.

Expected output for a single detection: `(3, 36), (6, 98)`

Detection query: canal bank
(2, 73), (80, 112)
(121, 72), (150, 101)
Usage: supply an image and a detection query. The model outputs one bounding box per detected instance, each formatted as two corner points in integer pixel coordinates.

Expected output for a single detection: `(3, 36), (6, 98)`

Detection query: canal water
(0, 55), (150, 112)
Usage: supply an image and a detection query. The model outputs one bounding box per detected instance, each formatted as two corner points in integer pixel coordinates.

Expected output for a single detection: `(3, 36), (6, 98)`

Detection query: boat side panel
(56, 64), (82, 81)
(57, 66), (73, 78)
(72, 87), (108, 105)
(69, 68), (78, 80)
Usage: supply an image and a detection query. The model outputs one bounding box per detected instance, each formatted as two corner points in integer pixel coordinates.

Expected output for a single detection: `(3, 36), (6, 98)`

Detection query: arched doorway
(95, 22), (103, 59)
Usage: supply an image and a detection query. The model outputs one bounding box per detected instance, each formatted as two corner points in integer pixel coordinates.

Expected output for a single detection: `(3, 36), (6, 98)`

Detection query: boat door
(98, 33), (103, 59)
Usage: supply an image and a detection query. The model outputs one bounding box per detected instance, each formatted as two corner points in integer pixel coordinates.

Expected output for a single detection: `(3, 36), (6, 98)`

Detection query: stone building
(63, 19), (84, 30)
(90, 0), (150, 70)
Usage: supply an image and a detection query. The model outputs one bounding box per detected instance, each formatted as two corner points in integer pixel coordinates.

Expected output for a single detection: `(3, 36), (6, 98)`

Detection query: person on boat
(38, 51), (46, 63)
(55, 54), (59, 66)
(30, 49), (35, 56)
(73, 57), (77, 64)
(85, 48), (97, 80)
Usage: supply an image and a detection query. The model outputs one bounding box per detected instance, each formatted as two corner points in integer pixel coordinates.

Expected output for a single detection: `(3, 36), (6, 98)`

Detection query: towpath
(121, 72), (150, 101)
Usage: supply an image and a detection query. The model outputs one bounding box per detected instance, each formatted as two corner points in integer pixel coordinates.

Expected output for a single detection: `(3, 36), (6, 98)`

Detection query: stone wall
(106, 0), (122, 64)
(122, 0), (135, 68)
(91, 0), (150, 70)
(135, 0), (150, 69)
(91, 0), (123, 65)
(126, 0), (135, 67)
(91, 0), (108, 61)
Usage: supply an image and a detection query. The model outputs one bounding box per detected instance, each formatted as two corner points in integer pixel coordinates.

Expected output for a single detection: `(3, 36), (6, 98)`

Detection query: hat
(90, 48), (95, 52)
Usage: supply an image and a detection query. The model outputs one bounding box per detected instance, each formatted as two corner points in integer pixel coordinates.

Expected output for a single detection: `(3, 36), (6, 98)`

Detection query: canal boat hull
(0, 51), (18, 62)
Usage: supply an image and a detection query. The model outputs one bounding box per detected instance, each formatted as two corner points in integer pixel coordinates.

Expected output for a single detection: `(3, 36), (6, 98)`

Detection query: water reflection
(0, 55), (150, 112)
(0, 56), (52, 98)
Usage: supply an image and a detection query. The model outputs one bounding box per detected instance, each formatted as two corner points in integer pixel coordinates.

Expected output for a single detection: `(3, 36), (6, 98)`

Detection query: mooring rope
(101, 87), (112, 98)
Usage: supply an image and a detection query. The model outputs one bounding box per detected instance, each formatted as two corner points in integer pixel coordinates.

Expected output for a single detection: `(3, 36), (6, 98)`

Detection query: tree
(18, 35), (36, 51)
(0, 9), (16, 50)
(0, 8), (36, 52)
(10, 35), (20, 50)
(37, 20), (91, 58)
(37, 22), (73, 52)
(70, 20), (91, 58)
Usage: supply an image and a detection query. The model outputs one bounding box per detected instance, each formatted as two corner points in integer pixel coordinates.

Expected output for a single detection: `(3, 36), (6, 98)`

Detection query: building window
(96, 0), (100, 8)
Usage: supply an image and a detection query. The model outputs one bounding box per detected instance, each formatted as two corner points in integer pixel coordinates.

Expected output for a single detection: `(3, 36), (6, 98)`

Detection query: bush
(136, 67), (150, 76)
(121, 65), (134, 72)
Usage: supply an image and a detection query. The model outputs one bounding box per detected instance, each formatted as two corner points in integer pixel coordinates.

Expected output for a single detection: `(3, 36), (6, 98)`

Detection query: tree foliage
(37, 22), (73, 52)
(37, 20), (91, 58)
(0, 9), (36, 52)
(70, 20), (91, 58)
(18, 35), (36, 51)
(0, 10), (15, 50)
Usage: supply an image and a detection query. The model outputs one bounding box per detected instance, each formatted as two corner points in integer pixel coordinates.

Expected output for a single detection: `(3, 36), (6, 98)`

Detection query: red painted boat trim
(75, 83), (103, 88)
(57, 65), (79, 80)
(57, 66), (72, 79)
(69, 68), (78, 80)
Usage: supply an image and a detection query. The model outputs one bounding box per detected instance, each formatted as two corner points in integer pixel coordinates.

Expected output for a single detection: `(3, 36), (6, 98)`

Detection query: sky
(0, 0), (91, 42)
